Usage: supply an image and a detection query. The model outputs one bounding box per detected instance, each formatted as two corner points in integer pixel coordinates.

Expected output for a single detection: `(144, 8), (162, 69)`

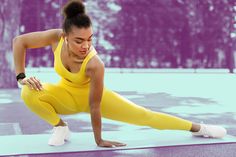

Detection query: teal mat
(1, 130), (236, 156)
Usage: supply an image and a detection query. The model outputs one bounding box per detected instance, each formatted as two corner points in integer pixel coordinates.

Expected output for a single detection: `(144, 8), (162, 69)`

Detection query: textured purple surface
(1, 0), (236, 87)
(19, 0), (236, 69)
(24, 144), (236, 157)
(2, 0), (235, 69)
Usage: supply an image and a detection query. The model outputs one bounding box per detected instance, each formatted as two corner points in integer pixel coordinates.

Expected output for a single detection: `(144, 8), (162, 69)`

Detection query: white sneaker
(48, 123), (71, 146)
(192, 124), (227, 138)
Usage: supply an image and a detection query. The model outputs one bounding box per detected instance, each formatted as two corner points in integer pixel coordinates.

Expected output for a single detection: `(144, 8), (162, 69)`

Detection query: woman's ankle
(190, 123), (201, 132)
(55, 119), (67, 127)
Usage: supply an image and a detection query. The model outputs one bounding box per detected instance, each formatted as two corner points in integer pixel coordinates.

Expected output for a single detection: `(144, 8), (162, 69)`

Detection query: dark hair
(62, 0), (92, 34)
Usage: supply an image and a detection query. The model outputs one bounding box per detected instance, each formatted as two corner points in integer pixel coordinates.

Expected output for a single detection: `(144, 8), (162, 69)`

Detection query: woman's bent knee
(21, 85), (40, 102)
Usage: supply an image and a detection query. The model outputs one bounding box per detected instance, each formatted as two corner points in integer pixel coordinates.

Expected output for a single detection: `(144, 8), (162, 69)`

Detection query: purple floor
(26, 144), (236, 157)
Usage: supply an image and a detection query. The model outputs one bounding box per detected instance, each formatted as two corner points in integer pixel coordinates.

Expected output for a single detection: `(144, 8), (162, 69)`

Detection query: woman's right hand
(97, 139), (126, 148)
(18, 76), (43, 91)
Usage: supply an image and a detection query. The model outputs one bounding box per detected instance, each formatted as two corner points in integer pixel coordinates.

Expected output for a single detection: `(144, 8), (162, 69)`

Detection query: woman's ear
(65, 37), (68, 44)
(62, 32), (68, 43)
(64, 37), (68, 45)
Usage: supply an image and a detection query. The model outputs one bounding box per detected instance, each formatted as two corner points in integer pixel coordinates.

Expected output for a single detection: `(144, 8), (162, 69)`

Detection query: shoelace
(201, 125), (210, 137)
(51, 127), (63, 137)
(201, 123), (215, 138)
(51, 127), (58, 136)
(198, 121), (210, 137)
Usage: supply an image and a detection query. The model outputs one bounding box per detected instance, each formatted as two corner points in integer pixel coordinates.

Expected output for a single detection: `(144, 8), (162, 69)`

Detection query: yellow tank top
(54, 37), (97, 87)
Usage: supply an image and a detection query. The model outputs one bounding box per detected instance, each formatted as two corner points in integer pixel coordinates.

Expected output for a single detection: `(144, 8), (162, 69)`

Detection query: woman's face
(65, 26), (93, 58)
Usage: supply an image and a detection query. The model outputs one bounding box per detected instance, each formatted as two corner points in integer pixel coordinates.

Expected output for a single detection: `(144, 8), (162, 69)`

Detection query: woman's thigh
(21, 83), (82, 114)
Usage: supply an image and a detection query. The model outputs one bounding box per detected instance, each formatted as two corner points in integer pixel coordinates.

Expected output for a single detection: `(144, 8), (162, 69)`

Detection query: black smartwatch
(16, 73), (26, 81)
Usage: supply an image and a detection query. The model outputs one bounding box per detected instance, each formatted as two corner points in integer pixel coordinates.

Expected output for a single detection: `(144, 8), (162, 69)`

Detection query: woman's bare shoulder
(86, 52), (104, 77)
(51, 29), (64, 52)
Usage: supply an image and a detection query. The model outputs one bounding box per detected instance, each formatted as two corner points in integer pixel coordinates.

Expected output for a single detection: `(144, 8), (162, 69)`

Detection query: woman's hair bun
(63, 0), (85, 19)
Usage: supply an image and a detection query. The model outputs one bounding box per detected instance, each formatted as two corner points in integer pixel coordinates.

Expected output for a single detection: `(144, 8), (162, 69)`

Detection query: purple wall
(0, 0), (22, 88)
(0, 0), (236, 88)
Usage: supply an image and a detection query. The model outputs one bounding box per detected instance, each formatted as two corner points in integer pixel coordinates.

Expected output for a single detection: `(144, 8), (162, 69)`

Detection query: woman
(13, 0), (226, 147)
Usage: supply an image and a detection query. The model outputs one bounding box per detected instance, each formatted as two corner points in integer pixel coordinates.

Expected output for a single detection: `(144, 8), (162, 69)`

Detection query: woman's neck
(66, 46), (86, 64)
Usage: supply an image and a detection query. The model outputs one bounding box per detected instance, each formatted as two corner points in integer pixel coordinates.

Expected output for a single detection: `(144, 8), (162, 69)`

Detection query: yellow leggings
(21, 82), (192, 131)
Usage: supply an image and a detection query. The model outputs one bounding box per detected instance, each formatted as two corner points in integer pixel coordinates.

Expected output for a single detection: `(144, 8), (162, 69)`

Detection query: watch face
(16, 73), (26, 81)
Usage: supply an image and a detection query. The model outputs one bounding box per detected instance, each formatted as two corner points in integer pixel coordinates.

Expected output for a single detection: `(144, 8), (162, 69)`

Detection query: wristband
(16, 73), (26, 81)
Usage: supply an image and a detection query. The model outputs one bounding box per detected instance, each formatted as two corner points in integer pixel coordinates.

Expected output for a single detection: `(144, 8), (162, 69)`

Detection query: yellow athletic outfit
(21, 37), (192, 131)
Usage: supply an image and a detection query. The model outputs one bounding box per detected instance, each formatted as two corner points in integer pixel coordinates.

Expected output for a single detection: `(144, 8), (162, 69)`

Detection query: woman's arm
(86, 56), (105, 144)
(13, 29), (62, 75)
(12, 29), (62, 90)
(86, 56), (126, 147)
